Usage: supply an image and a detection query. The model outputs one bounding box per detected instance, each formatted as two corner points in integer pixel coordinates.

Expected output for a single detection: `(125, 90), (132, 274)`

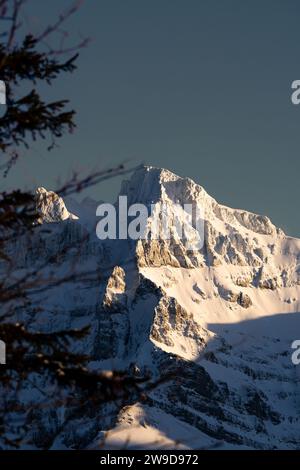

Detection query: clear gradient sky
(4, 0), (300, 236)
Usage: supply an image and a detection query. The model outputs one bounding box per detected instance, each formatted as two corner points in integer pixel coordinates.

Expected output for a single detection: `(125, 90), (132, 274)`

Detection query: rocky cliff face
(35, 187), (79, 223)
(3, 166), (300, 449)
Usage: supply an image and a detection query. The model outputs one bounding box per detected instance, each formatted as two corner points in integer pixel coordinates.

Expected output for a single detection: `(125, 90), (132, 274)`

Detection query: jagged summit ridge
(120, 165), (279, 237)
(35, 187), (79, 223)
(118, 166), (286, 270)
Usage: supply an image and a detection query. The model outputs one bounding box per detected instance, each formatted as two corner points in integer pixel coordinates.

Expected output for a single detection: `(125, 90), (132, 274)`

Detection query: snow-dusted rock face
(35, 187), (79, 223)
(103, 266), (127, 311)
(3, 166), (300, 449)
(120, 166), (283, 271)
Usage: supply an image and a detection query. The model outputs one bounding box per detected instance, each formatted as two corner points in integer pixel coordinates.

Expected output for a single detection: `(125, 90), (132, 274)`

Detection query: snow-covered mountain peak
(118, 166), (285, 272)
(35, 187), (79, 224)
(120, 165), (278, 238)
(120, 165), (210, 207)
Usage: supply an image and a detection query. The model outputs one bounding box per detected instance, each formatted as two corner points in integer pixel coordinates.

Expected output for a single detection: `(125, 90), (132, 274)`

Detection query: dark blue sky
(4, 0), (300, 236)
